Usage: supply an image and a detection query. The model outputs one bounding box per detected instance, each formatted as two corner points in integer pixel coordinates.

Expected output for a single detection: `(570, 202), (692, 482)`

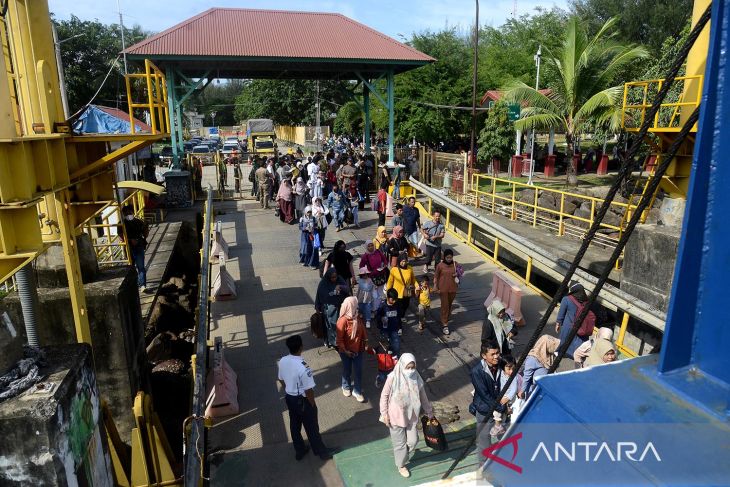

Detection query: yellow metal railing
(470, 173), (639, 255)
(621, 75), (703, 132)
(125, 59), (169, 135)
(77, 191), (146, 267)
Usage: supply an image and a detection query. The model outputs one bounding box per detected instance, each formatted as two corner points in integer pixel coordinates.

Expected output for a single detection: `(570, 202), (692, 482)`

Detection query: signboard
(508, 104), (521, 122)
(209, 127), (219, 135)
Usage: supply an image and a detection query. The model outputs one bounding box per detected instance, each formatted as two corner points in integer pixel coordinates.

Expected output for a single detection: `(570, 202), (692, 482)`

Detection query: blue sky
(50, 0), (569, 40)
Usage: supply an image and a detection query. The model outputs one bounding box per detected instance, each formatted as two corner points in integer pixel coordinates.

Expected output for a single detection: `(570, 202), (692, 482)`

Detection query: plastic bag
(421, 416), (448, 451)
(313, 232), (321, 249)
(511, 397), (525, 421)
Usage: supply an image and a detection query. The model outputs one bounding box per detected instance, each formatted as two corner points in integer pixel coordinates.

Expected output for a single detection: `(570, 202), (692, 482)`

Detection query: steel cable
(441, 3), (712, 479)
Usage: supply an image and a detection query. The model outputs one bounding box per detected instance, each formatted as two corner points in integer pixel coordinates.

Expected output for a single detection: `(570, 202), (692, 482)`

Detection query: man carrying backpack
(555, 281), (598, 358)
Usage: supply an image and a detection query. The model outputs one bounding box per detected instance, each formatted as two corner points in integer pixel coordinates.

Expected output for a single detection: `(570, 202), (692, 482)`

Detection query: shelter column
(387, 70), (394, 162)
(165, 68), (179, 168)
(363, 81), (371, 155)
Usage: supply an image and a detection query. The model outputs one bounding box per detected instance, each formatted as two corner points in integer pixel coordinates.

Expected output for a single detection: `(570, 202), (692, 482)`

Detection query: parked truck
(246, 119), (276, 157)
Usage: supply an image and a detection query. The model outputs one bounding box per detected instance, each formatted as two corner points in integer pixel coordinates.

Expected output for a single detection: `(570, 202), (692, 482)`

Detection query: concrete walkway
(206, 170), (559, 486)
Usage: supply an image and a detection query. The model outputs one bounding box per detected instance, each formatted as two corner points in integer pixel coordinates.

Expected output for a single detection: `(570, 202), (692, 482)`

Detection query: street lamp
(527, 44), (542, 186)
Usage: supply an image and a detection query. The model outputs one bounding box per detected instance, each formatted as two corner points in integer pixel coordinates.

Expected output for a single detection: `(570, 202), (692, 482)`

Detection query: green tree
(477, 102), (515, 168)
(53, 15), (149, 114)
(333, 101), (363, 135)
(189, 80), (245, 126)
(503, 16), (649, 185)
(570, 0), (693, 54)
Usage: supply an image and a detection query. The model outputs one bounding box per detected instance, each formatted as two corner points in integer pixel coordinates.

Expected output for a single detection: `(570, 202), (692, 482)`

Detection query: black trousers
(285, 394), (326, 456)
(378, 212), (386, 227)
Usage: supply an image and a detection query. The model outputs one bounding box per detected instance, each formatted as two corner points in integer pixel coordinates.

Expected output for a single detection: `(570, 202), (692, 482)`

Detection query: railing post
(491, 177), (496, 214)
(558, 194), (565, 236)
(467, 221), (473, 244)
(616, 311), (635, 357)
(428, 197), (432, 214)
(493, 237), (500, 263)
(532, 189), (538, 227)
(590, 200), (596, 229)
(511, 184), (517, 220)
(445, 208), (451, 230)
(526, 256), (533, 283)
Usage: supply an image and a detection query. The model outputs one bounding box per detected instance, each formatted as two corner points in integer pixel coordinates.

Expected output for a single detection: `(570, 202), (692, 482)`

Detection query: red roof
(97, 105), (151, 132)
(481, 89), (552, 106)
(125, 8), (434, 63)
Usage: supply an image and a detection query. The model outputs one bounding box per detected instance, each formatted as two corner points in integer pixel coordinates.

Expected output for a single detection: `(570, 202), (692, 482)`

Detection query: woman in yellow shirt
(373, 225), (388, 251)
(386, 254), (420, 332)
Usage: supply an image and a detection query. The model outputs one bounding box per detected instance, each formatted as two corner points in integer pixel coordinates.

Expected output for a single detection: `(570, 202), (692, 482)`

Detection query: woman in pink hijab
(276, 178), (295, 224)
(336, 297), (367, 402)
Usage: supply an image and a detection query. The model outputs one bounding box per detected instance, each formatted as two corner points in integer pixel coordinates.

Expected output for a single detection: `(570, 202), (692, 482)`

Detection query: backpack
(568, 296), (596, 337)
(310, 311), (324, 339)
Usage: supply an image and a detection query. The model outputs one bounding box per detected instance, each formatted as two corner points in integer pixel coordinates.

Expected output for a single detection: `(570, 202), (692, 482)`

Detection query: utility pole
(469, 0), (479, 175)
(527, 44), (542, 186)
(117, 0), (128, 74)
(315, 80), (321, 152)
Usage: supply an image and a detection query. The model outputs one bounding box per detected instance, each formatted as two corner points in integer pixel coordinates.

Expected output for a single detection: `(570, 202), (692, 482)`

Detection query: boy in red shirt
(367, 341), (398, 388)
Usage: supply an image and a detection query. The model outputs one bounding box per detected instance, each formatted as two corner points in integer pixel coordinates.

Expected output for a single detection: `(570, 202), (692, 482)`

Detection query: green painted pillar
(363, 82), (371, 155)
(165, 68), (180, 168)
(387, 70), (395, 162)
(175, 96), (184, 155)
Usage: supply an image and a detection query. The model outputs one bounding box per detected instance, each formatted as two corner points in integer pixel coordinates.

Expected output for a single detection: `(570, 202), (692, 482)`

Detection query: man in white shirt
(278, 334), (335, 461)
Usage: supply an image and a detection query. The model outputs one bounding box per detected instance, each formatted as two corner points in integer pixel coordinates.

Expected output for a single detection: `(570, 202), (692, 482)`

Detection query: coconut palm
(502, 17), (649, 185)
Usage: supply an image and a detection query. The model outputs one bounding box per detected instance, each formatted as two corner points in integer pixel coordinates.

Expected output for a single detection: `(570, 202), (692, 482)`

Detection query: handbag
(313, 232), (321, 249)
(421, 416), (448, 451)
(398, 267), (414, 298)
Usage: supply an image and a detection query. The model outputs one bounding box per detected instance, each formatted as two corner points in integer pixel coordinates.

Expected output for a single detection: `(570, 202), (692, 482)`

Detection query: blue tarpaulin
(73, 105), (148, 134)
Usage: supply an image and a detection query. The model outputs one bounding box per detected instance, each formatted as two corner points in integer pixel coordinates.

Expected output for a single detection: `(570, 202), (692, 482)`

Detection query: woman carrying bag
(379, 353), (435, 478)
(386, 254), (419, 330)
(432, 248), (462, 336)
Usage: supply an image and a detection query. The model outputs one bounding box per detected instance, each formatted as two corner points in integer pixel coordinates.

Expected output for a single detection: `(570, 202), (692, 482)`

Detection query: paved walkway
(206, 169), (559, 486)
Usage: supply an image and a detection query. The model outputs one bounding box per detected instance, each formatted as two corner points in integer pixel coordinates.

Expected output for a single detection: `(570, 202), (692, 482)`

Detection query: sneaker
(398, 329), (403, 336)
(422, 265), (430, 274)
(353, 392), (365, 403)
(342, 388), (352, 397)
(443, 326), (450, 335)
(398, 466), (411, 478)
(365, 320), (371, 329)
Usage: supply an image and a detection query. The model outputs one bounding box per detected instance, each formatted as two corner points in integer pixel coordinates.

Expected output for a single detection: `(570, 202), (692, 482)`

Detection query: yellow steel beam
(117, 180), (165, 196)
(69, 139), (152, 181)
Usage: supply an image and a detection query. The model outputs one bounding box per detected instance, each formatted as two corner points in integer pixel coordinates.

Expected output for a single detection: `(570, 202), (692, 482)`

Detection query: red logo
(483, 432), (523, 474)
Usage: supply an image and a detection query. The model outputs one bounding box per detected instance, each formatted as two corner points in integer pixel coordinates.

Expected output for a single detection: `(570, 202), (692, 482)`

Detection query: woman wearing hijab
(520, 335), (561, 398)
(323, 240), (356, 292)
(311, 197), (329, 249)
(276, 178), (295, 224)
(555, 281), (591, 358)
(481, 299), (515, 358)
(315, 268), (347, 348)
(432, 248), (460, 335)
(379, 353), (434, 478)
(360, 241), (388, 311)
(336, 297), (367, 403)
(292, 177), (309, 219)
(298, 206), (319, 269)
(386, 225), (410, 268)
(584, 338), (617, 367)
(574, 327), (614, 368)
(373, 225), (388, 251)
(386, 254), (419, 328)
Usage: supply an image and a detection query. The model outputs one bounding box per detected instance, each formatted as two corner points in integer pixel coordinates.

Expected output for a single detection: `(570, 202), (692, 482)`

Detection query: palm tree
(503, 17), (649, 186)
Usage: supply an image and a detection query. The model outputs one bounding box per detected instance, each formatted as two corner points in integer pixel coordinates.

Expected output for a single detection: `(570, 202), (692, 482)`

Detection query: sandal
(443, 326), (450, 335)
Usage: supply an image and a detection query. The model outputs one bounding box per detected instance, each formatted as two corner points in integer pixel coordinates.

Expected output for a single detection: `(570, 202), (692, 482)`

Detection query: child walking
(416, 275), (432, 333)
(376, 288), (402, 357)
(366, 341), (398, 388)
(357, 266), (375, 328)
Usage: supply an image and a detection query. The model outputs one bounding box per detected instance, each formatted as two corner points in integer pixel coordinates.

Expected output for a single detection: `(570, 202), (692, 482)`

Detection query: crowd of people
(270, 143), (619, 478)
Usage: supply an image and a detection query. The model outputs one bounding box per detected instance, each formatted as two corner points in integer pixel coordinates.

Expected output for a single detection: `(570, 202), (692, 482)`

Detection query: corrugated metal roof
(124, 8), (434, 63)
(97, 105), (151, 132)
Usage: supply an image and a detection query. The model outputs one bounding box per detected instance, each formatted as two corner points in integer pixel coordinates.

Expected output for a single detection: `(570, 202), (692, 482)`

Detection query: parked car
(191, 144), (214, 165)
(221, 142), (241, 158)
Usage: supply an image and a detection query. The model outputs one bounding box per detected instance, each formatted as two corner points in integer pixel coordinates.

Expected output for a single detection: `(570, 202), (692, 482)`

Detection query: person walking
(379, 353), (435, 478)
(276, 178), (295, 223)
(402, 196), (421, 251)
(481, 298), (516, 359)
(277, 334), (335, 461)
(555, 281), (591, 358)
(336, 297), (367, 403)
(432, 248), (460, 335)
(359, 241), (388, 311)
(421, 210), (445, 273)
(356, 267), (376, 328)
(293, 177), (309, 220)
(249, 158), (259, 197)
(299, 206), (319, 269)
(520, 334), (560, 398)
(123, 205), (149, 292)
(373, 225), (389, 252)
(233, 159), (242, 195)
(311, 197), (329, 249)
(326, 184), (347, 231)
(255, 162), (272, 209)
(386, 226), (410, 269)
(315, 268), (347, 349)
(323, 240), (356, 292)
(376, 183), (388, 227)
(386, 254), (419, 329)
(470, 341), (510, 470)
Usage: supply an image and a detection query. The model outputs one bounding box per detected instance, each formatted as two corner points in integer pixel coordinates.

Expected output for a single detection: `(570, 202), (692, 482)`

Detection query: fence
(184, 187), (213, 485)
(276, 125), (330, 146)
(470, 173), (639, 256)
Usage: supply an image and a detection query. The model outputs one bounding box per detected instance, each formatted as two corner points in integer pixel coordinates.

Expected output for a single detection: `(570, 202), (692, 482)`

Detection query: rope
(441, 2), (711, 478)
